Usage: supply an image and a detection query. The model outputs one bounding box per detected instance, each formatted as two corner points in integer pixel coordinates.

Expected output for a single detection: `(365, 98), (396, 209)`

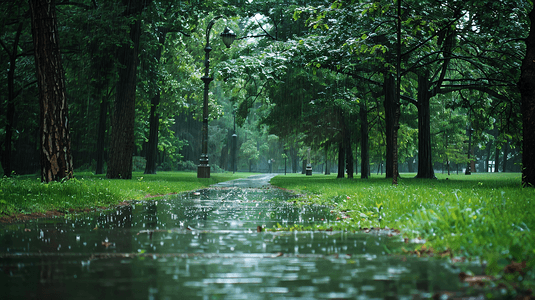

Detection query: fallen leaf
(257, 226), (263, 232)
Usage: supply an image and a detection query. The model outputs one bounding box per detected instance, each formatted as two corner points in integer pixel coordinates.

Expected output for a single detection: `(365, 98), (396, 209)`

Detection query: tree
(29, 0), (73, 182)
(144, 28), (167, 175)
(519, 5), (535, 187)
(107, 0), (150, 179)
(0, 17), (24, 177)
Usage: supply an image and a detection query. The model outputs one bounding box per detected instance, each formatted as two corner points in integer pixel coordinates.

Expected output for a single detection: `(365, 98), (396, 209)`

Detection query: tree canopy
(0, 0), (531, 185)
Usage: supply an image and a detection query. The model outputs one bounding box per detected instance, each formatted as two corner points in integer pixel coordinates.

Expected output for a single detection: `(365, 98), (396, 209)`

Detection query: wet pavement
(1, 174), (484, 299)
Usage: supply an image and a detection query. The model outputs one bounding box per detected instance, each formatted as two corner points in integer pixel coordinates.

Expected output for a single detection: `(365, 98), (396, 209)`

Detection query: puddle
(1, 175), (485, 299)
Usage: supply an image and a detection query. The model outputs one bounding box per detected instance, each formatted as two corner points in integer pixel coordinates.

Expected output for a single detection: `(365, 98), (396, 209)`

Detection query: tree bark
(345, 114), (353, 179)
(486, 142), (491, 172)
(107, 0), (144, 179)
(95, 96), (108, 174)
(360, 101), (369, 179)
(494, 130), (500, 172)
(324, 144), (330, 175)
(290, 146), (298, 173)
(519, 6), (535, 187)
(384, 73), (396, 179)
(337, 140), (345, 178)
(337, 108), (346, 178)
(144, 30), (167, 175)
(1, 21), (23, 177)
(29, 0), (73, 183)
(502, 140), (508, 172)
(415, 74), (436, 179)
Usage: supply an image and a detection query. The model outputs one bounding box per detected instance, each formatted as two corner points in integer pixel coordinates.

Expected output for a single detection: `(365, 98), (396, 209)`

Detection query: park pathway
(1, 174), (482, 299)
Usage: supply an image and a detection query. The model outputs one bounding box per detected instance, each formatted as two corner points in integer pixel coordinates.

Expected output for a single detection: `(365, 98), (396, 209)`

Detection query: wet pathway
(1, 174), (481, 299)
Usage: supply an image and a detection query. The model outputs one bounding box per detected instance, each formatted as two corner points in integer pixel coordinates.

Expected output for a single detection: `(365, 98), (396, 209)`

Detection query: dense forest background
(0, 0), (531, 183)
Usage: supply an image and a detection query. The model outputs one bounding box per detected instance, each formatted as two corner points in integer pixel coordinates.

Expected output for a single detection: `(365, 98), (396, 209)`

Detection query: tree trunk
(415, 73), (436, 179)
(337, 108), (346, 178)
(337, 141), (345, 178)
(494, 130), (500, 172)
(354, 144), (358, 177)
(95, 96), (108, 174)
(290, 146), (297, 173)
(519, 8), (535, 186)
(392, 0), (402, 185)
(346, 143), (353, 178)
(324, 145), (330, 175)
(486, 142), (491, 172)
(30, 0), (73, 183)
(144, 30), (167, 175)
(502, 141), (508, 172)
(107, 3), (143, 179)
(144, 92), (160, 174)
(2, 21), (23, 177)
(360, 101), (369, 179)
(384, 73), (396, 179)
(345, 114), (353, 179)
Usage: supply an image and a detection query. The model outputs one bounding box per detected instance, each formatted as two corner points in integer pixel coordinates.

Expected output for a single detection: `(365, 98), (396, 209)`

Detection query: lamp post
(306, 147), (312, 176)
(198, 16), (236, 178)
(231, 108), (237, 174)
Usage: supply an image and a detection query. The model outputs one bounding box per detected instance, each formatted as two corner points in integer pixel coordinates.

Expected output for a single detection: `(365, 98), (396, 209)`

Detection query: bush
(177, 160), (197, 171)
(158, 161), (176, 171)
(132, 156), (146, 172)
(211, 164), (225, 174)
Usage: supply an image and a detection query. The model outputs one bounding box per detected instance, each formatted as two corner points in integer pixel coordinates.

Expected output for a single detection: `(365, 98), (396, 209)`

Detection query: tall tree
(0, 19), (24, 177)
(359, 100), (370, 179)
(29, 0), (73, 182)
(144, 28), (167, 175)
(107, 0), (149, 179)
(519, 6), (535, 187)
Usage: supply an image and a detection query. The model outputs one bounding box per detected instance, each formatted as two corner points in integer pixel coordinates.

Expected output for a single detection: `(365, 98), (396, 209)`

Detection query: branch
(324, 65), (382, 86)
(254, 16), (277, 41)
(14, 80), (38, 98)
(56, 0), (93, 9)
(157, 27), (190, 37)
(237, 34), (273, 40)
(401, 94), (417, 106)
(0, 39), (9, 55)
(430, 30), (455, 97)
(440, 84), (513, 102)
(444, 78), (515, 86)
(246, 80), (269, 105)
(401, 16), (459, 58)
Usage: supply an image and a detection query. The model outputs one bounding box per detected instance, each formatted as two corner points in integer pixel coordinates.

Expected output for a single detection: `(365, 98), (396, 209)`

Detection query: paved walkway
(212, 173), (278, 188)
(0, 174), (479, 299)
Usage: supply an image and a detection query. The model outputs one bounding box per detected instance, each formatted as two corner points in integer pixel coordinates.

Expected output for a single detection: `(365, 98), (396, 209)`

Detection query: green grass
(0, 171), (255, 216)
(270, 173), (535, 278)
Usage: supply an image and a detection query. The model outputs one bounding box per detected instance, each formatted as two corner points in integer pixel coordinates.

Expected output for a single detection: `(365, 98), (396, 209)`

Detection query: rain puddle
(1, 174), (485, 299)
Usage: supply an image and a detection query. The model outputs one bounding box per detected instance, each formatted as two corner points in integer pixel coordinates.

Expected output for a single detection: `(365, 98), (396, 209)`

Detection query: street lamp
(198, 17), (237, 178)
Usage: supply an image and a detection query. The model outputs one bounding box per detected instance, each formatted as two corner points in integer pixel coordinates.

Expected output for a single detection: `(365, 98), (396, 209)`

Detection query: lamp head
(220, 27), (237, 48)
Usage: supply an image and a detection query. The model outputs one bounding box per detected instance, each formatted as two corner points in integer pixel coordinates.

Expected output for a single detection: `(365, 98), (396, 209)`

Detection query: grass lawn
(270, 172), (535, 281)
(0, 171), (256, 218)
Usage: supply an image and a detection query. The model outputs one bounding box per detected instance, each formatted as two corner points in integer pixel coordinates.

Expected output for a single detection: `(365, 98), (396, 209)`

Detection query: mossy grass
(271, 173), (534, 278)
(0, 171), (255, 217)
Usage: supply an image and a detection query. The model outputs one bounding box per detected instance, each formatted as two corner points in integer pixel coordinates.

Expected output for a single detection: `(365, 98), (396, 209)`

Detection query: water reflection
(1, 185), (481, 299)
